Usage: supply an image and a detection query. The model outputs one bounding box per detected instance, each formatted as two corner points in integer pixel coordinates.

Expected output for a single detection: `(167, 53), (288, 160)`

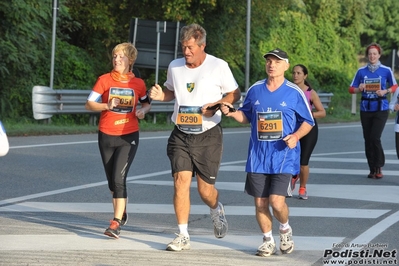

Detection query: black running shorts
(167, 124), (223, 184)
(245, 173), (292, 198)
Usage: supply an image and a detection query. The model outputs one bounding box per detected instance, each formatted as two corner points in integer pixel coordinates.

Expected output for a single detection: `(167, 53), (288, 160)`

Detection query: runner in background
(0, 121), (9, 156)
(348, 42), (398, 179)
(291, 64), (326, 199)
(389, 87), (399, 159)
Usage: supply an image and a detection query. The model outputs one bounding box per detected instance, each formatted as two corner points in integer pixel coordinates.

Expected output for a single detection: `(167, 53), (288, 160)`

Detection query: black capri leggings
(396, 132), (399, 159)
(98, 131), (139, 198)
(300, 120), (318, 166)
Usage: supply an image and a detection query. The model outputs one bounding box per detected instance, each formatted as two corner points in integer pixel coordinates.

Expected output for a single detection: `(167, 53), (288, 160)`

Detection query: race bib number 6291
(257, 111), (283, 141)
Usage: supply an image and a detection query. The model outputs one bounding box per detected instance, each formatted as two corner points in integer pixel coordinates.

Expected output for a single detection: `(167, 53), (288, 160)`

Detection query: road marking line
(0, 203), (389, 219)
(0, 171), (169, 206)
(308, 157), (398, 164)
(220, 165), (398, 175)
(323, 210), (399, 265)
(130, 180), (399, 204)
(0, 234), (344, 251)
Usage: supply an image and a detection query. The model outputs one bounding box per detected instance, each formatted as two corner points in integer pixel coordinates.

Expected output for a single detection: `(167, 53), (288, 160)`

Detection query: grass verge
(3, 109), (396, 137)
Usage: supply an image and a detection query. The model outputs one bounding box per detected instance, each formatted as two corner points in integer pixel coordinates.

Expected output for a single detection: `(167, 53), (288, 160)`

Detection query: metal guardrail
(32, 86), (178, 122)
(32, 86), (93, 120)
(32, 85), (333, 122)
(317, 92), (334, 109)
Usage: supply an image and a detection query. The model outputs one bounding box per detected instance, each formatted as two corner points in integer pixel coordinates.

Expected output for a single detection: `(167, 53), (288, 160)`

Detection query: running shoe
(121, 210), (128, 226)
(166, 233), (191, 251)
(298, 187), (308, 200)
(367, 168), (376, 179)
(374, 167), (383, 179)
(210, 202), (228, 238)
(291, 175), (299, 191)
(256, 237), (277, 257)
(121, 198), (128, 226)
(104, 219), (121, 239)
(279, 227), (294, 254)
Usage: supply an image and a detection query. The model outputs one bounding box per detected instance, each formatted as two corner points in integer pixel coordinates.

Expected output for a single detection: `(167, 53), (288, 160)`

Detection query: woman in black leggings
(85, 42), (151, 238)
(291, 64), (326, 199)
(348, 43), (398, 178)
(389, 88), (399, 159)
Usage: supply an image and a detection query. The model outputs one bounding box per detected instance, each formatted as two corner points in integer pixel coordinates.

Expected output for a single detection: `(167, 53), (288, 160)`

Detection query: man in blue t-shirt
(221, 48), (314, 257)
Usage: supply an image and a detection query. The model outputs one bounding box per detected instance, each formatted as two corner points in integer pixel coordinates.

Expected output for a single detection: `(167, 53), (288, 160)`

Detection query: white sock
(210, 202), (220, 213)
(263, 230), (274, 242)
(279, 221), (290, 231)
(178, 224), (189, 237)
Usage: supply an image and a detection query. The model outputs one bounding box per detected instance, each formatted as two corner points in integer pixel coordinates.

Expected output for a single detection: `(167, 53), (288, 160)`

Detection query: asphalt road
(0, 120), (398, 266)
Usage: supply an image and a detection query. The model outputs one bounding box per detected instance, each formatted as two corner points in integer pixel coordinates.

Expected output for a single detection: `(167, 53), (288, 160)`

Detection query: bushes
(1, 0), (395, 124)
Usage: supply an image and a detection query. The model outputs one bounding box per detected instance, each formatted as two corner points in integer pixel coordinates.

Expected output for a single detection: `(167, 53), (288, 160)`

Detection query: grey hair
(180, 23), (206, 46)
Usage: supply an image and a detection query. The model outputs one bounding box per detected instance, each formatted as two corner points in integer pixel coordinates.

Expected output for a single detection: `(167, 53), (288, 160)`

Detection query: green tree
(362, 0), (399, 53)
(0, 0), (102, 121)
(2, 0), (398, 123)
(0, 0), (52, 119)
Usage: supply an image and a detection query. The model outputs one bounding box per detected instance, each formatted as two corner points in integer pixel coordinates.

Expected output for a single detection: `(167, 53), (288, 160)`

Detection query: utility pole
(245, 0), (251, 91)
(50, 0), (58, 89)
(155, 21), (166, 84)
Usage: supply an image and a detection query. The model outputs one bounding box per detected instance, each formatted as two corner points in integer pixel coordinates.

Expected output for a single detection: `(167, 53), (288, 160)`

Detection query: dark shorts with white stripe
(167, 124), (223, 184)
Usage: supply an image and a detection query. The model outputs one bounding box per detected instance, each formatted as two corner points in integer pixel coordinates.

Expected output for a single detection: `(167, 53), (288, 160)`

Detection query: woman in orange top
(85, 42), (151, 238)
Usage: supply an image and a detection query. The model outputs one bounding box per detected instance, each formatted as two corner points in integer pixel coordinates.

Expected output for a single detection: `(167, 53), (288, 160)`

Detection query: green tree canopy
(0, 0), (398, 121)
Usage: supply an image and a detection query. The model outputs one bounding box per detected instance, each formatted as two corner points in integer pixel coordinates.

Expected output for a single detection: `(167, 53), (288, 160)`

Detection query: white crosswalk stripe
(0, 202), (390, 218)
(0, 234), (343, 251)
(1, 176), (397, 252)
(1, 128), (398, 265)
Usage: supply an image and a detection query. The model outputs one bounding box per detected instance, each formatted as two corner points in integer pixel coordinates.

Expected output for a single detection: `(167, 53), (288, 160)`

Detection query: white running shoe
(279, 227), (294, 254)
(210, 202), (228, 238)
(256, 237), (277, 257)
(166, 233), (191, 251)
